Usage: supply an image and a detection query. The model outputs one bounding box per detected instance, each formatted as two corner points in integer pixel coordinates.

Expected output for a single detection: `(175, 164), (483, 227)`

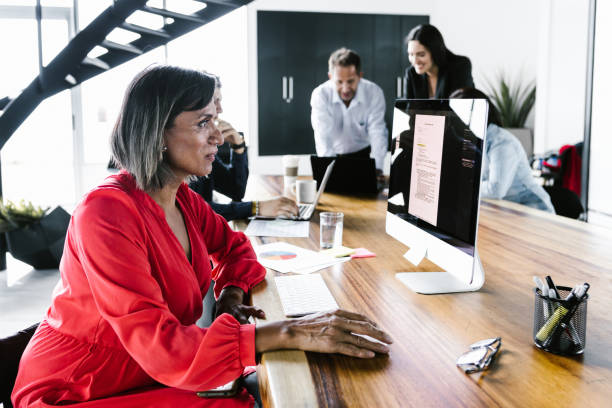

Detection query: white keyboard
(274, 274), (338, 317)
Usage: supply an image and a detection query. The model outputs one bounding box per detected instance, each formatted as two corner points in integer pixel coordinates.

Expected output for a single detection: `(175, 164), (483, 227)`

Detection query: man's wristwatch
(231, 132), (246, 150)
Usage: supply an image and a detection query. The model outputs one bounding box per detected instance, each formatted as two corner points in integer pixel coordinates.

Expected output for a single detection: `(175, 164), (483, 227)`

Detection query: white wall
(430, 1), (539, 100)
(247, 0), (542, 174)
(588, 0), (612, 217)
(534, 0), (590, 154)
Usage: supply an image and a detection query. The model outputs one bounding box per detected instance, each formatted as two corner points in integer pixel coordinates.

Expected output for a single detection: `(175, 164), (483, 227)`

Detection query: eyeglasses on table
(456, 337), (502, 374)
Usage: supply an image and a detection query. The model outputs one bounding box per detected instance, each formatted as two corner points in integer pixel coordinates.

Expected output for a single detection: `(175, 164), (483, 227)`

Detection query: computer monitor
(386, 98), (488, 294)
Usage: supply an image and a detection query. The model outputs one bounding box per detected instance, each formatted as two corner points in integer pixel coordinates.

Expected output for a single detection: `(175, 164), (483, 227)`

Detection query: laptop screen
(310, 156), (378, 194)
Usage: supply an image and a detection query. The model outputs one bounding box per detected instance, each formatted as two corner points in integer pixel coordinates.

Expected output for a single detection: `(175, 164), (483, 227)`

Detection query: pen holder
(533, 286), (588, 355)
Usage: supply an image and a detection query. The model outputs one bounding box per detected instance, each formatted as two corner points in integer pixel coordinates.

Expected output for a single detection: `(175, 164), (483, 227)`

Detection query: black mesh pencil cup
(533, 286), (588, 355)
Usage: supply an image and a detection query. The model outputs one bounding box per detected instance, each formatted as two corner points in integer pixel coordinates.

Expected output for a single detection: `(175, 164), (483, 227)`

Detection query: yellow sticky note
(320, 246), (355, 258)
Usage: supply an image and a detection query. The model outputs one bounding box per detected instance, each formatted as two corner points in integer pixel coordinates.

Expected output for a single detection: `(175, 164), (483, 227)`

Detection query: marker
(533, 276), (548, 298)
(533, 276), (545, 293)
(545, 276), (560, 299)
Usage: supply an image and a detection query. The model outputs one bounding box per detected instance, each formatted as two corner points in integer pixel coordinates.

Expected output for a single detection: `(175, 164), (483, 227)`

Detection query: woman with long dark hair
(404, 24), (474, 99)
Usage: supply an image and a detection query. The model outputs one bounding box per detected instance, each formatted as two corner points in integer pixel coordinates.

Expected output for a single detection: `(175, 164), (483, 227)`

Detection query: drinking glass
(320, 212), (343, 249)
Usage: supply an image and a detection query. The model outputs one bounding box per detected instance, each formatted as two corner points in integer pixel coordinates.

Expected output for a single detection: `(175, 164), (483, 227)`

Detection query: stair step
(121, 22), (170, 38)
(82, 57), (110, 70)
(192, 0), (239, 6)
(101, 40), (143, 55)
(141, 5), (207, 24)
(65, 74), (77, 86)
(0, 96), (11, 111)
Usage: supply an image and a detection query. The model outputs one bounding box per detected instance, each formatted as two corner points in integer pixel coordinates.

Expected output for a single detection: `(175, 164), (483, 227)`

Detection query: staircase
(0, 0), (253, 270)
(0, 0), (253, 149)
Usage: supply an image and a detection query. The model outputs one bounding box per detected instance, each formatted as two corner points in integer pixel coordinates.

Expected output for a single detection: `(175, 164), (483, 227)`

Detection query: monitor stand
(396, 249), (484, 294)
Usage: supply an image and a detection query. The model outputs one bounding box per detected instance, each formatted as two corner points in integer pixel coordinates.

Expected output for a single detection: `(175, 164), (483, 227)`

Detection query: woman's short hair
(405, 24), (450, 69)
(110, 65), (216, 191)
(449, 87), (502, 127)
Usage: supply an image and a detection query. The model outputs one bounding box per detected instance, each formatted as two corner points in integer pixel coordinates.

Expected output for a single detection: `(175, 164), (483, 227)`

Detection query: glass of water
(320, 212), (343, 249)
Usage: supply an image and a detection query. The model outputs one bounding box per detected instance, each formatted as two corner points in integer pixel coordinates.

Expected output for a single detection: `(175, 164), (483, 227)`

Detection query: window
(0, 5), (75, 207)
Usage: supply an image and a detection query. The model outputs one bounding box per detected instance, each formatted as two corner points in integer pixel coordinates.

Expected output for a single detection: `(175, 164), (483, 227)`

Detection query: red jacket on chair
(559, 145), (582, 197)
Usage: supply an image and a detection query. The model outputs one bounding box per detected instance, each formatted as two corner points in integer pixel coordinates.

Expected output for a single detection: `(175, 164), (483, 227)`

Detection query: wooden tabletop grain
(238, 175), (612, 408)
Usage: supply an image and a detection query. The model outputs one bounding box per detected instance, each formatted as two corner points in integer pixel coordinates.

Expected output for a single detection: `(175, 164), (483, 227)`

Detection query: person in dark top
(189, 75), (298, 221)
(403, 24), (474, 99)
(188, 117), (252, 220)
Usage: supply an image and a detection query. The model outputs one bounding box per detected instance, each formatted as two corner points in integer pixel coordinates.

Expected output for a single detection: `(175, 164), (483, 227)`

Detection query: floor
(588, 209), (612, 229)
(0, 254), (59, 338)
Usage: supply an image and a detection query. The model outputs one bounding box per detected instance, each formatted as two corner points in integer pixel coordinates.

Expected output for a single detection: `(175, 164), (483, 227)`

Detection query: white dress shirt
(310, 78), (388, 170)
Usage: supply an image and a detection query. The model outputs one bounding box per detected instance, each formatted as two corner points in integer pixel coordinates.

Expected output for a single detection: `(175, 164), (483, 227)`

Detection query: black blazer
(404, 54), (474, 99)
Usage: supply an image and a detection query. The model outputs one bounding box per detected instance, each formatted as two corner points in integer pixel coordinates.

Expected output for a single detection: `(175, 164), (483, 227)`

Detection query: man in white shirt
(310, 48), (388, 177)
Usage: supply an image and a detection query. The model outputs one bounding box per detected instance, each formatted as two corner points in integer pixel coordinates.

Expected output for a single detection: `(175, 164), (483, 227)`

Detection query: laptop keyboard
(274, 274), (338, 317)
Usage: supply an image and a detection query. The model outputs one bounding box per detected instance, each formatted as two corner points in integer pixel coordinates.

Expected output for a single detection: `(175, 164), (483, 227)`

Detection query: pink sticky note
(351, 248), (376, 259)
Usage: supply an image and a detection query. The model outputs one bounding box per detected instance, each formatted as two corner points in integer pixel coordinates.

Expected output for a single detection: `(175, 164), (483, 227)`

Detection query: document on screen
(408, 114), (445, 226)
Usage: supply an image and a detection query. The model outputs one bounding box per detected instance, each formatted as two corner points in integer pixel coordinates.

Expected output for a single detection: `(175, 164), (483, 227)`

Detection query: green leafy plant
(0, 198), (50, 233)
(485, 74), (536, 128)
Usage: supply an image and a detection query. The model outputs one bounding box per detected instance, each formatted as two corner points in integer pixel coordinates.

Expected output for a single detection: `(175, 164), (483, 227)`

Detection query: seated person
(190, 75), (298, 221)
(404, 24), (474, 98)
(450, 88), (555, 212)
(310, 48), (388, 180)
(11, 66), (392, 407)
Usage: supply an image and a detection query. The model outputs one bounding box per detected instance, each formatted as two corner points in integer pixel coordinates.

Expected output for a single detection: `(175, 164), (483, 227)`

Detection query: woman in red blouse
(11, 66), (392, 408)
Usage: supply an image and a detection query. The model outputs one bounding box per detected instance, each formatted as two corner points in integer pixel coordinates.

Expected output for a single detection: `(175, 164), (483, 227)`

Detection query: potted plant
(0, 199), (71, 269)
(485, 74), (536, 157)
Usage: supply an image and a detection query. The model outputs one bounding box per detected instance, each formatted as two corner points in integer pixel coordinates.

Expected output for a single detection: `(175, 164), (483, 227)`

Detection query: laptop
(294, 159), (335, 220)
(251, 160), (335, 221)
(310, 155), (380, 194)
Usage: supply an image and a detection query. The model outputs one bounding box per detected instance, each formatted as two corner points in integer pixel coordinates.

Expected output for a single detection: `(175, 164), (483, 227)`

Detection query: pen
(542, 279), (550, 299)
(546, 285), (581, 346)
(545, 275), (560, 299)
(533, 276), (551, 319)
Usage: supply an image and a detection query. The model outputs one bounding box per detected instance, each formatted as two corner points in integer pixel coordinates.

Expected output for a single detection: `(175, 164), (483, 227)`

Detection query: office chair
(0, 323), (39, 408)
(544, 186), (584, 219)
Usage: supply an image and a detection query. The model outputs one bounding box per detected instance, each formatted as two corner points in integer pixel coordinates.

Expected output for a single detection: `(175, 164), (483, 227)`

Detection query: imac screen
(388, 99), (487, 256)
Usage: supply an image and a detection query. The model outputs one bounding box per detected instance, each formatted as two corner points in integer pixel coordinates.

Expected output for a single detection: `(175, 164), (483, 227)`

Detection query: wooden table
(239, 175), (612, 407)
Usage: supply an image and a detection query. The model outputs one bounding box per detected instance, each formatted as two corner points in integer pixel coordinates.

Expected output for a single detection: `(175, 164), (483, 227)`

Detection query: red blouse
(12, 172), (266, 407)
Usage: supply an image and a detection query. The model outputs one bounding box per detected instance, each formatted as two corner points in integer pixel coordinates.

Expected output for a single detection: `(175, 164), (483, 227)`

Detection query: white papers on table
(409, 114), (445, 226)
(403, 246), (426, 266)
(244, 219), (309, 238)
(255, 242), (349, 274)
